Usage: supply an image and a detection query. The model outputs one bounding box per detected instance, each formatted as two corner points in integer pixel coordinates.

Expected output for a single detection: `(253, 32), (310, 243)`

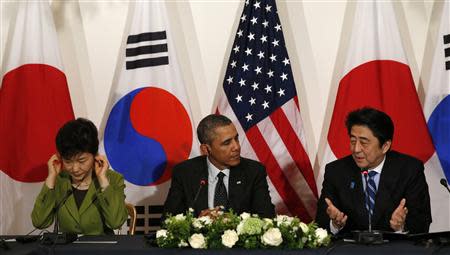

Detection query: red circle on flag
(0, 64), (74, 182)
(129, 87), (193, 185)
(328, 60), (434, 162)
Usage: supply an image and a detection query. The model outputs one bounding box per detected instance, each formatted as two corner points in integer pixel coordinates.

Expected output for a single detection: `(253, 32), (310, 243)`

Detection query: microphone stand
(190, 179), (207, 215)
(42, 180), (83, 245)
(352, 170), (384, 244)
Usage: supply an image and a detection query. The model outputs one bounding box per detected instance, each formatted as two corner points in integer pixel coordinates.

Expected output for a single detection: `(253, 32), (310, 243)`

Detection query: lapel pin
(236, 181), (241, 184)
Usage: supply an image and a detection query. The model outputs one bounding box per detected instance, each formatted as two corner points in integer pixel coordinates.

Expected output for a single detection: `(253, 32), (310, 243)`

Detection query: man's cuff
(329, 220), (342, 235)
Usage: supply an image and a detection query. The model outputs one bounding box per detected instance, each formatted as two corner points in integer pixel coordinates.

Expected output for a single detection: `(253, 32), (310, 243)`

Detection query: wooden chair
(125, 202), (137, 235)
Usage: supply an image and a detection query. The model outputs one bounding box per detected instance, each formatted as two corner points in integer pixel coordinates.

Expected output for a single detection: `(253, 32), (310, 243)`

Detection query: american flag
(216, 0), (317, 221)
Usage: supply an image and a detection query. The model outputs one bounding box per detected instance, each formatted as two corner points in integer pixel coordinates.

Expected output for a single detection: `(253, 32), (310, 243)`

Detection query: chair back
(125, 202), (137, 235)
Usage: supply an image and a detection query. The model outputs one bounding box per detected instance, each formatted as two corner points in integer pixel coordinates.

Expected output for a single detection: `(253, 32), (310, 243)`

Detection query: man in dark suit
(163, 114), (275, 218)
(316, 107), (431, 234)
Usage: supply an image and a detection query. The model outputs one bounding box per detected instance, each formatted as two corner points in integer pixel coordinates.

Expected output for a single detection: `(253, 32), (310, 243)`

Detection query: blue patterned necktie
(365, 171), (378, 217)
(214, 172), (228, 208)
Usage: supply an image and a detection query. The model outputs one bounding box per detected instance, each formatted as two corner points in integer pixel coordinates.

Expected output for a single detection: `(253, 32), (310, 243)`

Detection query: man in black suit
(163, 114), (275, 218)
(316, 107), (431, 234)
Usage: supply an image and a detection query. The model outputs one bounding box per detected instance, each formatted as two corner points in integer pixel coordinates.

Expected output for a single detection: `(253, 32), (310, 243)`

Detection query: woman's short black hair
(55, 118), (99, 159)
(345, 107), (394, 146)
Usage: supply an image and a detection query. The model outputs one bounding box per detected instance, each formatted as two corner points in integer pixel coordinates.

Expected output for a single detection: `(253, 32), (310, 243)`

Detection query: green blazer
(31, 170), (128, 235)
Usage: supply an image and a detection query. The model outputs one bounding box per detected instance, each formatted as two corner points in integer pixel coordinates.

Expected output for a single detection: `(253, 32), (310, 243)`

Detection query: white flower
(315, 228), (328, 244)
(192, 218), (203, 229)
(263, 218), (273, 224)
(189, 233), (206, 249)
(299, 222), (309, 233)
(276, 215), (286, 223)
(263, 218), (273, 225)
(188, 208), (194, 213)
(156, 229), (167, 239)
(191, 215), (211, 230)
(175, 214), (186, 221)
(276, 215), (293, 227)
(221, 229), (239, 248)
(198, 215), (212, 225)
(178, 239), (188, 247)
(240, 212), (251, 220)
(263, 218), (273, 229)
(236, 221), (244, 235)
(261, 228), (283, 246)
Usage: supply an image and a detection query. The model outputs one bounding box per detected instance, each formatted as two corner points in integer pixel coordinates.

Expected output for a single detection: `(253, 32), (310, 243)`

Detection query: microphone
(440, 178), (450, 194)
(191, 179), (207, 212)
(351, 168), (383, 244)
(361, 169), (373, 232)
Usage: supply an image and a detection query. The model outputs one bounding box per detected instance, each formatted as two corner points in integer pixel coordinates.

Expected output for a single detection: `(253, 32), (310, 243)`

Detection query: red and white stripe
(217, 95), (317, 222)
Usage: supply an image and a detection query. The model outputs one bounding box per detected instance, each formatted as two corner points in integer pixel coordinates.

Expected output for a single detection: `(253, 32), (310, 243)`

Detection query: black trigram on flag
(126, 31), (169, 70)
(127, 205), (164, 234)
(444, 34), (450, 70)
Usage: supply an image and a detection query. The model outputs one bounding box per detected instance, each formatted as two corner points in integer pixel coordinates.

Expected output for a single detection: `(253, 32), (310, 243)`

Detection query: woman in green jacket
(31, 118), (127, 235)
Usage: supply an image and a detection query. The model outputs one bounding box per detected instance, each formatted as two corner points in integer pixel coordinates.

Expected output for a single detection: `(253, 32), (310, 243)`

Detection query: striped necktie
(365, 171), (378, 217)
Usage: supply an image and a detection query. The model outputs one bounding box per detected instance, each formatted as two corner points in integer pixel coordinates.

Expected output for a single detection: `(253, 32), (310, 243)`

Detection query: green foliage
(157, 209), (331, 249)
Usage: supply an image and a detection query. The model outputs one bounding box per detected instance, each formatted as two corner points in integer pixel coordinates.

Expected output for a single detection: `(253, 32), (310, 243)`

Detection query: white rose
(178, 240), (188, 247)
(175, 214), (186, 221)
(261, 228), (283, 246)
(240, 212), (251, 220)
(315, 228), (328, 244)
(299, 222), (309, 233)
(156, 229), (167, 239)
(221, 229), (239, 248)
(189, 233), (206, 249)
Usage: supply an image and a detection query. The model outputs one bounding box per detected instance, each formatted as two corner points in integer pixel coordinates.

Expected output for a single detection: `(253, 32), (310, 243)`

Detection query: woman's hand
(95, 155), (110, 189)
(45, 154), (62, 189)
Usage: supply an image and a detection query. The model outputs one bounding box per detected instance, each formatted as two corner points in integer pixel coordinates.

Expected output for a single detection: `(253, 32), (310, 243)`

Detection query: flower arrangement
(156, 209), (331, 249)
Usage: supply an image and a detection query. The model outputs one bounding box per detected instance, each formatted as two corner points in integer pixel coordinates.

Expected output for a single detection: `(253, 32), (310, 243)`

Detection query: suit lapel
(78, 182), (98, 216)
(228, 164), (244, 213)
(60, 177), (81, 225)
(349, 163), (368, 226)
(372, 154), (397, 224)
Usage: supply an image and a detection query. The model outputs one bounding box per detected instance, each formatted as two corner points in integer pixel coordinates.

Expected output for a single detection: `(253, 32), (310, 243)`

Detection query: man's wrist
(329, 220), (342, 235)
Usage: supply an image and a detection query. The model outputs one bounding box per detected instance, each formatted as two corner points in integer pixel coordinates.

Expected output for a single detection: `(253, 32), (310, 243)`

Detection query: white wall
(0, 0), (435, 175)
